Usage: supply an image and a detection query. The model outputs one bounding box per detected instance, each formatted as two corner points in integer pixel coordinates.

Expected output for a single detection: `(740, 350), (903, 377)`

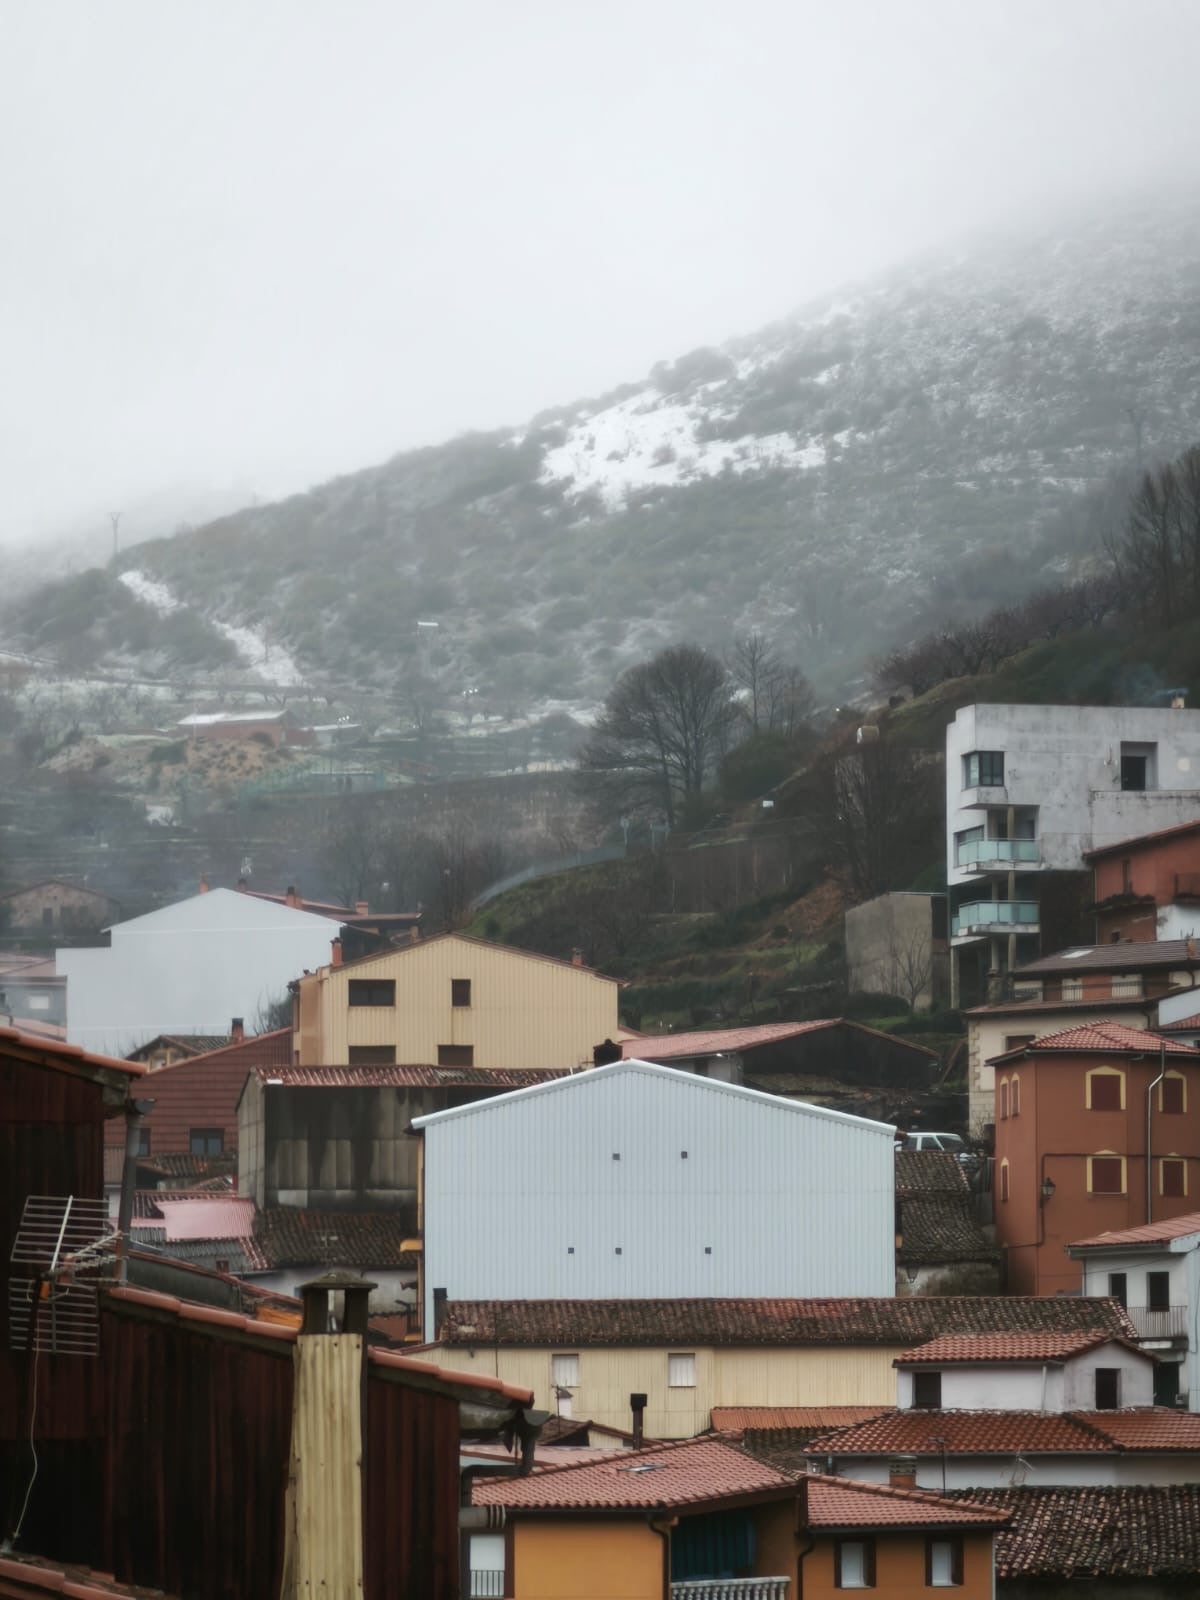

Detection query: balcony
(672, 1583), (790, 1600)
(952, 901), (1040, 941)
(956, 838), (1041, 872)
(1127, 1304), (1189, 1341)
(469, 1573), (506, 1598)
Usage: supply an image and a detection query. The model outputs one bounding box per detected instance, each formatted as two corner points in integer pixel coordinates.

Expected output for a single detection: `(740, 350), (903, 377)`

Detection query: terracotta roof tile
(1070, 1211), (1200, 1249)
(472, 1437), (796, 1509)
(896, 1332), (1127, 1365)
(897, 1196), (997, 1266)
(1158, 1013), (1200, 1032)
(805, 1476), (1010, 1529)
(252, 1207), (417, 1270)
(947, 1485), (1200, 1578)
(250, 1064), (572, 1088)
(0, 1552), (178, 1598)
(1080, 1409), (1200, 1450)
(991, 1021), (1198, 1062)
(805, 1410), (1115, 1456)
(1017, 940), (1200, 975)
(895, 1151), (968, 1197)
(135, 1151), (239, 1183)
(1084, 819), (1200, 860)
(621, 1019), (936, 1061)
(439, 1296), (1133, 1348)
(711, 1406), (888, 1434)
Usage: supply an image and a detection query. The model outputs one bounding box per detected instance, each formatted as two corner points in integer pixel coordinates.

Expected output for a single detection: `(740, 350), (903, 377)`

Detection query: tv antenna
(9, 1196), (120, 1357)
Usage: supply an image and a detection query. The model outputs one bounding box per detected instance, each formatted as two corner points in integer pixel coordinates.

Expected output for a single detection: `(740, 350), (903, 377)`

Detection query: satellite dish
(9, 1195), (119, 1357)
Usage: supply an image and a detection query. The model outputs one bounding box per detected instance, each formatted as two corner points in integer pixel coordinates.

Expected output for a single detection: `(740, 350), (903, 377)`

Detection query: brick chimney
(571, 947), (584, 967)
(285, 885), (300, 909)
(236, 877), (249, 892)
(888, 1455), (918, 1490)
(409, 925), (420, 944)
(331, 938), (343, 968)
(231, 1017), (245, 1043)
(355, 900), (369, 917)
(199, 875), (210, 894)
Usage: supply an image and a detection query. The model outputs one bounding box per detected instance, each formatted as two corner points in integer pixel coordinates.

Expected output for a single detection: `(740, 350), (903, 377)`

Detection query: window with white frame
(927, 1536), (963, 1587)
(835, 1538), (875, 1589)
(667, 1352), (696, 1387)
(551, 1352), (579, 1388)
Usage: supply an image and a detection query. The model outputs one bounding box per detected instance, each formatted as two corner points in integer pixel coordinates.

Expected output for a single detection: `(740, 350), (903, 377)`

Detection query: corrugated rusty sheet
(281, 1335), (364, 1600)
(365, 1369), (460, 1600)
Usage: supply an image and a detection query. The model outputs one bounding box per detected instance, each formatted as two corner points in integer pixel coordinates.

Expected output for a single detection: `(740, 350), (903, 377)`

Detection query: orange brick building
(992, 1023), (1200, 1295)
(1086, 819), (1200, 944)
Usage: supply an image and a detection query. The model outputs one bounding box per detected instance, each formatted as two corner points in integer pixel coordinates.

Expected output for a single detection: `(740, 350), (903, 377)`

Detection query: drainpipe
(116, 1097), (154, 1281)
(1147, 1043), (1167, 1225)
(795, 1477), (815, 1600)
(647, 1514), (677, 1600)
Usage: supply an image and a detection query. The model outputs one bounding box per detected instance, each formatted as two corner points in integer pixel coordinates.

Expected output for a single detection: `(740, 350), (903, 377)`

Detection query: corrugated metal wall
(421, 1064), (895, 1326)
(299, 937), (619, 1070)
(365, 1372), (461, 1600)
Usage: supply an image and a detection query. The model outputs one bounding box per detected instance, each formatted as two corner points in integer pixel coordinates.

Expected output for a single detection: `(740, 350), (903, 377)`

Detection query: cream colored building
(294, 931), (620, 1071)
(414, 1296), (1129, 1439)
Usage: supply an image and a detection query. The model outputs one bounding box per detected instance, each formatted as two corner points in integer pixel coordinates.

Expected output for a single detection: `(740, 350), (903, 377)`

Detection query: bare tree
(810, 730), (941, 904)
(579, 644), (737, 828)
(884, 916), (934, 1011)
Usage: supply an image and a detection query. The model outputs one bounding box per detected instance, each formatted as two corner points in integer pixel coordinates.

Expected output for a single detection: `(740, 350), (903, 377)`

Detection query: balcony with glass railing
(952, 900), (1040, 940)
(671, 1581), (790, 1600)
(955, 838), (1041, 871)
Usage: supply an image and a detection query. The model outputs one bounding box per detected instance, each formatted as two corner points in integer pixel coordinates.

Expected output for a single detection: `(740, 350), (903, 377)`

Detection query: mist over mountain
(9, 197), (1200, 706)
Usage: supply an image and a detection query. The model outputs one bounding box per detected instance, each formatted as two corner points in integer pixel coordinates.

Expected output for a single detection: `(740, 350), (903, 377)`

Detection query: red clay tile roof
(963, 994), (1158, 1017)
(308, 929), (618, 982)
(130, 1033), (232, 1059)
(622, 1019), (937, 1061)
(896, 1332), (1132, 1365)
(439, 1296), (1133, 1348)
(472, 1437), (797, 1510)
(1158, 1012), (1200, 1032)
(895, 1151), (968, 1197)
(0, 1552), (177, 1598)
(804, 1476), (1010, 1530)
(131, 1197), (257, 1242)
(897, 1197), (996, 1266)
(250, 1064), (572, 1088)
(711, 1406), (888, 1434)
(1017, 940), (1200, 975)
(1083, 819), (1200, 861)
(0, 1024), (146, 1079)
(990, 1021), (1199, 1063)
(252, 1207), (417, 1269)
(1070, 1211), (1200, 1250)
(806, 1410), (1112, 1456)
(808, 1408), (1200, 1457)
(949, 1485), (1200, 1578)
(135, 1151), (238, 1183)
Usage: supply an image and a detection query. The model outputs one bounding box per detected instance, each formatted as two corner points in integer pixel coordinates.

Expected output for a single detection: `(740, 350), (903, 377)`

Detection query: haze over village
(8, 4), (1200, 1598)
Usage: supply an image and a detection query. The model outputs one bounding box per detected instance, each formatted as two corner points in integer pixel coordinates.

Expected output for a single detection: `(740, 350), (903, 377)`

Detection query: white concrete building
(895, 1332), (1155, 1414)
(1069, 1212), (1200, 1410)
(413, 1058), (896, 1332)
(946, 703), (1200, 1006)
(58, 887), (339, 1055)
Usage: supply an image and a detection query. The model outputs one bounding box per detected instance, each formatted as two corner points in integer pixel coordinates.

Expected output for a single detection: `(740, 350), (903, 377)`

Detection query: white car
(897, 1131), (968, 1157)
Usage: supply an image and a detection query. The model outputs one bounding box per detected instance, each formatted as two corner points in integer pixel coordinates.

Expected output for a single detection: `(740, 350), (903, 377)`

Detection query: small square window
(437, 1044), (474, 1067)
(348, 979), (395, 1007)
(963, 751), (1004, 788)
(927, 1536), (963, 1587)
(551, 1352), (579, 1387)
(451, 978), (472, 1008)
(189, 1128), (223, 1156)
(1162, 1076), (1186, 1114)
(1088, 1072), (1123, 1111)
(668, 1352), (696, 1388)
(1090, 1156), (1124, 1195)
(1162, 1159), (1187, 1198)
(835, 1538), (875, 1589)
(1095, 1367), (1120, 1410)
(912, 1370), (942, 1410)
(348, 1045), (397, 1065)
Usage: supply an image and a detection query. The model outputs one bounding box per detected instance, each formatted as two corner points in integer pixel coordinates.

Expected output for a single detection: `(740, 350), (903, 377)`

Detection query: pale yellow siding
(421, 1343), (900, 1438)
(296, 934), (619, 1070)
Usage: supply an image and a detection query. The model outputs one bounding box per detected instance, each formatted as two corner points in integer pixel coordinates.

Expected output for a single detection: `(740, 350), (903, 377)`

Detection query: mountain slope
(10, 196), (1200, 702)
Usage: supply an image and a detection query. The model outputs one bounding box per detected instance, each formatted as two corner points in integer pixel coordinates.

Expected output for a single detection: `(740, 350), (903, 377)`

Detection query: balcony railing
(956, 838), (1041, 869)
(952, 900), (1040, 937)
(469, 1572), (506, 1598)
(672, 1582), (790, 1600)
(1126, 1304), (1189, 1340)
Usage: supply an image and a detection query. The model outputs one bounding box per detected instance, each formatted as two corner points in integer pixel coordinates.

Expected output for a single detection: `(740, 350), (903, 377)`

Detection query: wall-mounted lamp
(1040, 1177), (1056, 1203)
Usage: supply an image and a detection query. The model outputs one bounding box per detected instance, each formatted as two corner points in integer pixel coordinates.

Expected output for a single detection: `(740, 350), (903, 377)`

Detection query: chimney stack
(236, 877), (249, 892)
(198, 875), (210, 894)
(331, 938), (343, 968)
(410, 925), (420, 944)
(355, 900), (369, 917)
(231, 1017), (245, 1043)
(630, 1392), (647, 1448)
(285, 885), (299, 908)
(571, 947), (584, 967)
(888, 1455), (918, 1490)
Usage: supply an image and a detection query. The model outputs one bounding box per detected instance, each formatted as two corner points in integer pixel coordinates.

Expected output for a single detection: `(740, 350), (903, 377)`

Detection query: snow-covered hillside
(118, 569), (304, 685)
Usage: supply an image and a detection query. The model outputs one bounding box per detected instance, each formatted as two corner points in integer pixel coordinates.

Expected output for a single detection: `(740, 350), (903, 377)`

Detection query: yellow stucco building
(293, 931), (620, 1071)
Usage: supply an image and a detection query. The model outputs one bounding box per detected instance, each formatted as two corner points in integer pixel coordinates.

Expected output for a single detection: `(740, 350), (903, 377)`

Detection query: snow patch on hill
(118, 568), (304, 686)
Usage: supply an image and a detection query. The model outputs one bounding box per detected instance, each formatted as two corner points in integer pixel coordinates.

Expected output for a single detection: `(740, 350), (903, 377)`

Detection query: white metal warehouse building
(413, 1058), (895, 1330)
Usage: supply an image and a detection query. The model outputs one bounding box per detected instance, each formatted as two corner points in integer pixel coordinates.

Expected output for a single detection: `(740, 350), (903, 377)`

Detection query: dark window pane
(1089, 1073), (1122, 1111)
(1162, 1077), (1185, 1114)
(451, 978), (472, 1008)
(1095, 1368), (1120, 1410)
(437, 1044), (474, 1067)
(912, 1371), (942, 1409)
(348, 1045), (397, 1065)
(348, 979), (396, 1007)
(1162, 1160), (1186, 1199)
(1148, 1271), (1172, 1311)
(1108, 1272), (1127, 1308)
(1091, 1157), (1123, 1194)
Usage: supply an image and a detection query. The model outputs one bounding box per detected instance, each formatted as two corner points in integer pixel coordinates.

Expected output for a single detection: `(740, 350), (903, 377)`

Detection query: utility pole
(109, 510), (121, 560)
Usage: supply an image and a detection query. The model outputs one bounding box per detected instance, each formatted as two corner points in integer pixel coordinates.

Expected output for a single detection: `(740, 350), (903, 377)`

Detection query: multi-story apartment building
(946, 703), (1200, 1006)
(1085, 818), (1200, 943)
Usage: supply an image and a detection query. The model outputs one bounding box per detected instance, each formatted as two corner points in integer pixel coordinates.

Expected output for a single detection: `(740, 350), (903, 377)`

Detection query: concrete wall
(896, 1345), (1152, 1412)
(1078, 1242), (1200, 1408)
(845, 893), (947, 1010)
(827, 1454), (1200, 1489)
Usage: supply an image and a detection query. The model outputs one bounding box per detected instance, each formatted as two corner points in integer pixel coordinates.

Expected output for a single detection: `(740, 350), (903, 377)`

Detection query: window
(1094, 1368), (1120, 1410)
(1005, 1034), (1035, 1053)
(835, 1539), (875, 1589)
(437, 1044), (474, 1067)
(348, 979), (395, 1007)
(962, 750), (1004, 788)
(926, 1536), (963, 1588)
(451, 978), (472, 1008)
(135, 1127), (151, 1157)
(468, 1532), (506, 1598)
(999, 1159), (1010, 1203)
(27, 993), (50, 1012)
(348, 1045), (397, 1065)
(1108, 1272), (1127, 1308)
(1122, 858), (1134, 892)
(1087, 1068), (1125, 1111)
(1148, 1270), (1172, 1312)
(1162, 1158), (1187, 1198)
(668, 1352), (696, 1387)
(1061, 976), (1084, 1001)
(1088, 1154), (1126, 1195)
(999, 1078), (1009, 1120)
(1154, 1361), (1181, 1408)
(41, 907), (54, 928)
(1161, 1074), (1187, 1114)
(1010, 1074), (1021, 1116)
(189, 1128), (223, 1155)
(912, 1371), (942, 1409)
(551, 1353), (579, 1387)
(1120, 742), (1156, 792)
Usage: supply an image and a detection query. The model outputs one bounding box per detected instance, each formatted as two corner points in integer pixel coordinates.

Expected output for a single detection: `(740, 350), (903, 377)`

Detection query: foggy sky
(4, 0), (1200, 548)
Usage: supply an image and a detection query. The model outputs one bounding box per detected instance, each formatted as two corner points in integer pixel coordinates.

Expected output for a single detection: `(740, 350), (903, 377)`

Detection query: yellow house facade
(294, 932), (619, 1071)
